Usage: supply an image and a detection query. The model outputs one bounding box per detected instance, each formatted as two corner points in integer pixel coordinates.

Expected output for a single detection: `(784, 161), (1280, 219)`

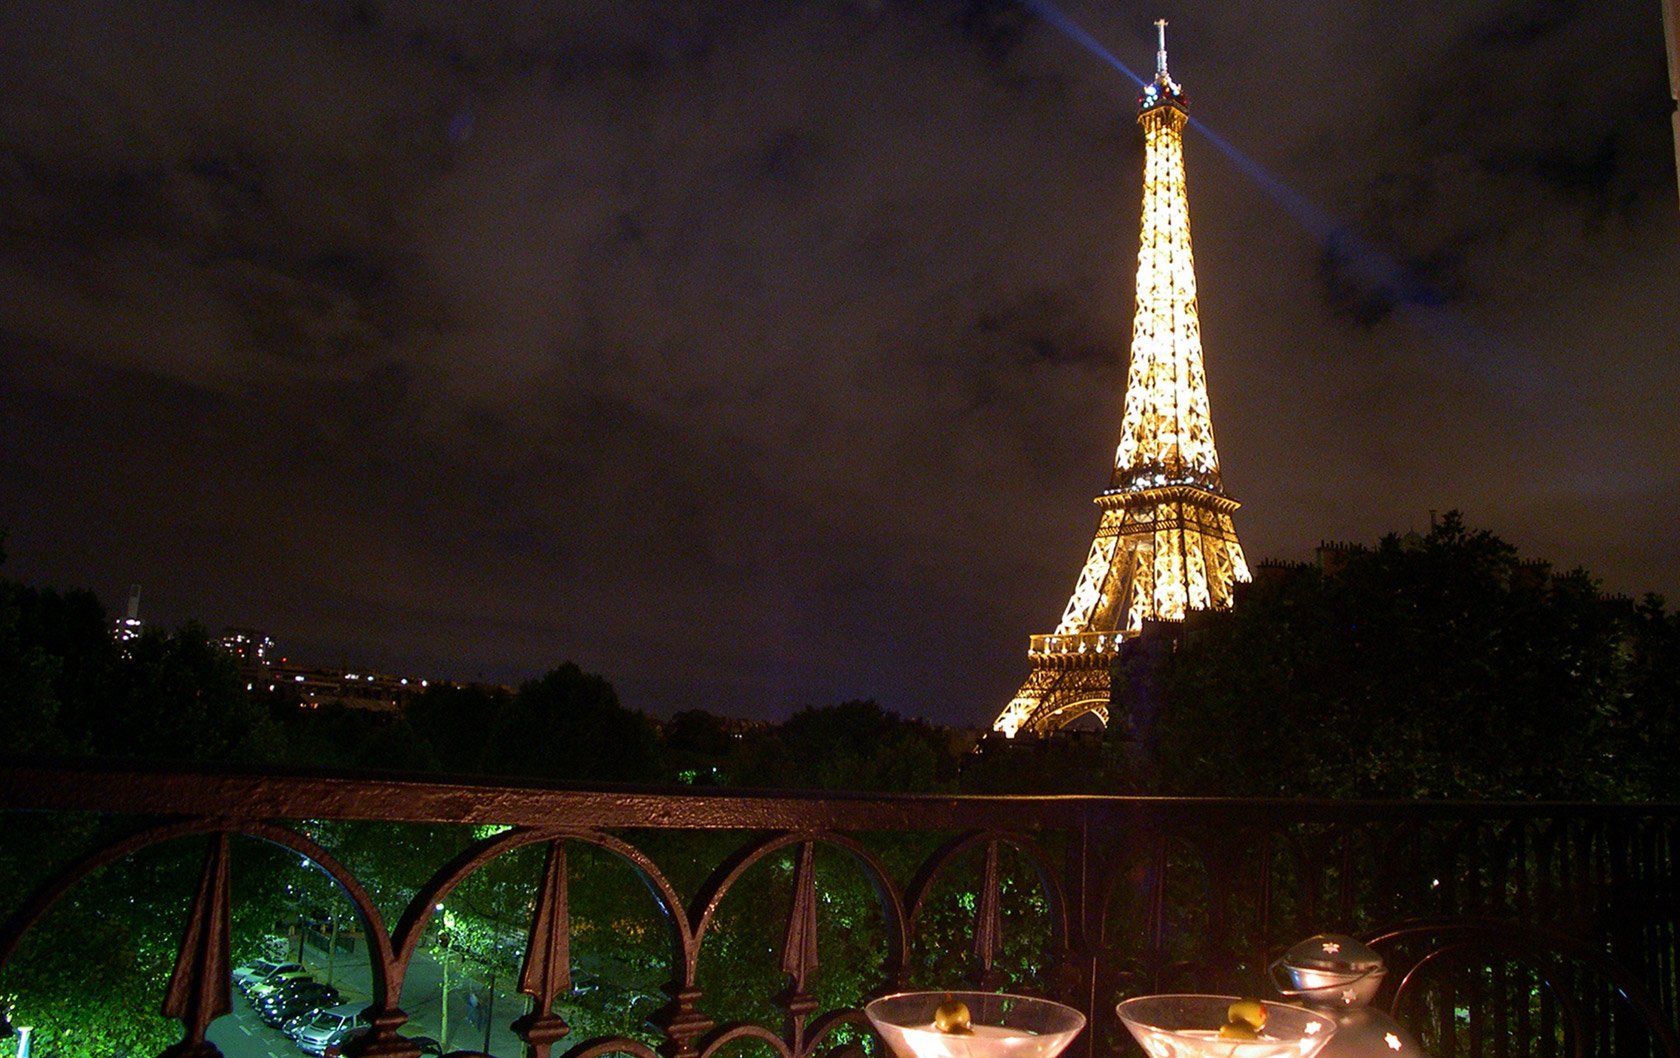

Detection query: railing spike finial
(972, 841), (1004, 987)
(159, 832), (232, 1058)
(781, 841), (821, 988)
(778, 841), (822, 1049)
(513, 840), (573, 1058)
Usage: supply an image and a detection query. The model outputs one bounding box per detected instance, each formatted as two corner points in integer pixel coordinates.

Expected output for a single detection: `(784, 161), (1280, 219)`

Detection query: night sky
(2, 1), (1677, 726)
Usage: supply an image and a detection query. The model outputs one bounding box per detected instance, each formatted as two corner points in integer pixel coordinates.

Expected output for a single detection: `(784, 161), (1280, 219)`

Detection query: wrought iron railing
(0, 762), (1676, 1058)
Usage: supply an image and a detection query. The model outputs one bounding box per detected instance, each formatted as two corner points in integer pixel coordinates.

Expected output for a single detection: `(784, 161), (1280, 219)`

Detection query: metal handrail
(1, 760), (1676, 1058)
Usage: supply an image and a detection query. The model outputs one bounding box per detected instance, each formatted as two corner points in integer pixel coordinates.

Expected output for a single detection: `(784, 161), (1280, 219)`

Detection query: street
(211, 937), (528, 1057)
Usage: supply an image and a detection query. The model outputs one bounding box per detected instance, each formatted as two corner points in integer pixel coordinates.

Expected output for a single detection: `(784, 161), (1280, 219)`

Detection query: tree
(664, 709), (737, 784)
(773, 700), (953, 792)
(98, 622), (283, 763)
(479, 663), (663, 782)
(0, 588), (66, 756)
(404, 681), (515, 774)
(0, 539), (116, 756)
(1148, 513), (1642, 799)
(1611, 594), (1680, 800)
(0, 550), (282, 764)
(273, 699), (437, 772)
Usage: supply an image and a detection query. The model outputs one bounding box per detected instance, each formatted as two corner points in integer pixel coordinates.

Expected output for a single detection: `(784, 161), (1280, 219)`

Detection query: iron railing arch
(0, 763), (1675, 1058)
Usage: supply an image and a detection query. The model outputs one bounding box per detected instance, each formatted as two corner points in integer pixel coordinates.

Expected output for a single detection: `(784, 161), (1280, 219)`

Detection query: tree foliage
(403, 664), (664, 782)
(0, 568), (280, 764)
(1146, 513), (1672, 799)
(769, 700), (953, 792)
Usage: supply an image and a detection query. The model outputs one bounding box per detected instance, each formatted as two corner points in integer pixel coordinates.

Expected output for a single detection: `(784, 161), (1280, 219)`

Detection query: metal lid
(1280, 934), (1384, 975)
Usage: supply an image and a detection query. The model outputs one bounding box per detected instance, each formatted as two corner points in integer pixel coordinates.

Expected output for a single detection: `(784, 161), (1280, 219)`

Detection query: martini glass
(1116, 995), (1338, 1058)
(865, 992), (1087, 1058)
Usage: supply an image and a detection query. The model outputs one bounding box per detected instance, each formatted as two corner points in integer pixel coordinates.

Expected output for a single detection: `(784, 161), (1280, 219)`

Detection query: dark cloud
(2, 0), (1676, 725)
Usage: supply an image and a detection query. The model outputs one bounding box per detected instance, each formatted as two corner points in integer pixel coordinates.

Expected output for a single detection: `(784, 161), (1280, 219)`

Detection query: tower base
(994, 653), (1115, 737)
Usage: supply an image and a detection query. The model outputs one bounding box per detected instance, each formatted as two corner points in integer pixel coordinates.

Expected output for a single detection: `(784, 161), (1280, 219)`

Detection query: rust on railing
(0, 761), (1676, 1058)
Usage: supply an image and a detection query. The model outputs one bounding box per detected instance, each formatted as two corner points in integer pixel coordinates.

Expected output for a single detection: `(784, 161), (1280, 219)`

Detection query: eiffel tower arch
(994, 23), (1250, 739)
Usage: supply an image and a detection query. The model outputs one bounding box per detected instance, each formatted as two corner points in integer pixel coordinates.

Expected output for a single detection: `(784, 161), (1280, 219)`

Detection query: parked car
(282, 1008), (329, 1039)
(282, 1008), (331, 1040)
(233, 958), (283, 990)
(257, 977), (333, 1007)
(236, 960), (306, 994)
(324, 1029), (440, 1057)
(258, 983), (341, 1027)
(248, 968), (313, 999)
(292, 1003), (370, 1056)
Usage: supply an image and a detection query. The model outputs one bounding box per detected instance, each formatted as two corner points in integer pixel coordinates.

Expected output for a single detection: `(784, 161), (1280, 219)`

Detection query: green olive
(1227, 1000), (1267, 1031)
(933, 996), (974, 1035)
(1217, 1022), (1260, 1040)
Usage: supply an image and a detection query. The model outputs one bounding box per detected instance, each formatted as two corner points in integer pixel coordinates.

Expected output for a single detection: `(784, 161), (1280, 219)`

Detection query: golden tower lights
(994, 22), (1250, 738)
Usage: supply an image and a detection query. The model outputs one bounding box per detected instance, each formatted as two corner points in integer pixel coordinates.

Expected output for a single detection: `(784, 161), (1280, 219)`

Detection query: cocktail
(865, 992), (1087, 1058)
(1117, 995), (1339, 1058)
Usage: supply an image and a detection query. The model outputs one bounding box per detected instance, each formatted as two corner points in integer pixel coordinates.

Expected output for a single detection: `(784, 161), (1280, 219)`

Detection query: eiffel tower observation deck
(994, 22), (1250, 738)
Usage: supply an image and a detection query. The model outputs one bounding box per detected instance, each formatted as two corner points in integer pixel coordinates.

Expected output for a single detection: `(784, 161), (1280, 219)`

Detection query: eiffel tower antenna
(993, 25), (1250, 738)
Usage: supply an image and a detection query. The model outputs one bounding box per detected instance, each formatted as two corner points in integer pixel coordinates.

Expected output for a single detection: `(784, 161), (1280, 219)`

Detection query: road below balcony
(210, 936), (527, 1058)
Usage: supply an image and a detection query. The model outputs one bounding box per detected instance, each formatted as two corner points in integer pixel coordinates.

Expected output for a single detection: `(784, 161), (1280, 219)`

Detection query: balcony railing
(1, 761), (1676, 1058)
(1027, 632), (1128, 657)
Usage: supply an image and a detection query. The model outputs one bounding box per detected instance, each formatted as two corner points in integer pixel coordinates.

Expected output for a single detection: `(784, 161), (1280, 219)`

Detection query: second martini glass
(865, 992), (1087, 1058)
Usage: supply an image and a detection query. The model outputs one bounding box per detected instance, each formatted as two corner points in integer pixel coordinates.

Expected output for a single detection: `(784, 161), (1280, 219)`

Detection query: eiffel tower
(993, 22), (1250, 738)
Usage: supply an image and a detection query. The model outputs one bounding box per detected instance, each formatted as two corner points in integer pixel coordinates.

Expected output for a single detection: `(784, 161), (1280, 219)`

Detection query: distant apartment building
(218, 632), (431, 712)
(257, 663), (431, 712)
(111, 584), (144, 648)
(219, 627), (276, 667)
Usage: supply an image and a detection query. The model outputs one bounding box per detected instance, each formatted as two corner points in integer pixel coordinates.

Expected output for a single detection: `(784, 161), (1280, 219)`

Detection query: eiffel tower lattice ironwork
(993, 22), (1251, 738)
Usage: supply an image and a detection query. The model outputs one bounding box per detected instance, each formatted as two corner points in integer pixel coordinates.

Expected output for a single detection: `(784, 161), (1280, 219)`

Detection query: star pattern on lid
(1322, 941), (1342, 954)
(1385, 1032), (1403, 1051)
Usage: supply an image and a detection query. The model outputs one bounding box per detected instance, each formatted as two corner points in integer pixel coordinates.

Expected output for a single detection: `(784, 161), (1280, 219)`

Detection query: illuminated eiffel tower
(993, 22), (1250, 738)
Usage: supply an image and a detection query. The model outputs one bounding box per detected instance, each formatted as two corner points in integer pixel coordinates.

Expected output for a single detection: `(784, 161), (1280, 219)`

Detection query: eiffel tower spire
(994, 23), (1250, 738)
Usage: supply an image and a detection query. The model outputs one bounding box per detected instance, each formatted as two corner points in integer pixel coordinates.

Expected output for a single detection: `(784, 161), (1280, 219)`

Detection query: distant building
(1249, 558), (1310, 590)
(1316, 540), (1367, 577)
(219, 627), (276, 669)
(214, 624), (438, 711)
(257, 663), (431, 713)
(111, 584), (144, 649)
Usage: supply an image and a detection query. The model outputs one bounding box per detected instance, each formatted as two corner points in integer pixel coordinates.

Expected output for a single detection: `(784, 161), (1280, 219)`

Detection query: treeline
(1139, 512), (1680, 800)
(0, 536), (982, 791)
(0, 594), (970, 790)
(6, 514), (1680, 801)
